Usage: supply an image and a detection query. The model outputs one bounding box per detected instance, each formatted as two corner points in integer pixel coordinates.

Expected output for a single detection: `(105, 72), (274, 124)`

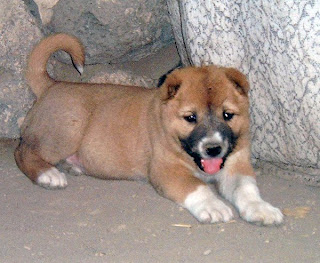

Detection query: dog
(15, 33), (283, 225)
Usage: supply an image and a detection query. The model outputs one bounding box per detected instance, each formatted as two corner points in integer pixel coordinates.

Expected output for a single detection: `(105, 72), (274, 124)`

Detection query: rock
(89, 69), (156, 88)
(33, 0), (60, 25)
(51, 59), (157, 88)
(25, 0), (174, 64)
(0, 0), (42, 138)
(166, 0), (320, 185)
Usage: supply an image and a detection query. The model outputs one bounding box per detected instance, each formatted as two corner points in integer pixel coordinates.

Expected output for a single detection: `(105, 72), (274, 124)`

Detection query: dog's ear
(160, 70), (182, 101)
(222, 67), (250, 96)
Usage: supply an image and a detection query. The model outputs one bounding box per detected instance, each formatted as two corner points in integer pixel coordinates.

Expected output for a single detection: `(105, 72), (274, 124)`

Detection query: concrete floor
(1, 45), (320, 263)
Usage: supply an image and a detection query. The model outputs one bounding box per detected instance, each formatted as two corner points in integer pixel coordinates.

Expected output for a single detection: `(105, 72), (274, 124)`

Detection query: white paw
(240, 201), (283, 225)
(193, 199), (234, 224)
(183, 185), (233, 224)
(37, 167), (68, 189)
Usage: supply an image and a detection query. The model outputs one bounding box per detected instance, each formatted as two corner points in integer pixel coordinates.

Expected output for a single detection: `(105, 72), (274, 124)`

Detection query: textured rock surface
(51, 59), (157, 88)
(25, 0), (174, 64)
(89, 69), (156, 88)
(0, 0), (43, 138)
(166, 0), (320, 185)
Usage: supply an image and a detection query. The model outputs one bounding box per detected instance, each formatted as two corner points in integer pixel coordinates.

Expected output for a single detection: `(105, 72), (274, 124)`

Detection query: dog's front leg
(217, 172), (283, 226)
(150, 163), (233, 224)
(182, 183), (234, 223)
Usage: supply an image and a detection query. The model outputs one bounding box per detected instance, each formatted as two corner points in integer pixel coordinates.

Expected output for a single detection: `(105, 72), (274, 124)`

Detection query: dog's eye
(184, 114), (197, 123)
(223, 111), (234, 121)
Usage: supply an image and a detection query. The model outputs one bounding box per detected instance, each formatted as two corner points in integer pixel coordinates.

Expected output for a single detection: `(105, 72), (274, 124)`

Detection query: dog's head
(160, 65), (250, 181)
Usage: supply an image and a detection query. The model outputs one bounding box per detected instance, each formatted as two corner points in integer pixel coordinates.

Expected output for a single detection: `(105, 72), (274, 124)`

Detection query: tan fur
(26, 33), (85, 99)
(16, 33), (253, 208)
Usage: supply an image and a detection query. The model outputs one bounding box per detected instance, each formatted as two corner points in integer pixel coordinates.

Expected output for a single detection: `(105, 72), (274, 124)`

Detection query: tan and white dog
(15, 33), (283, 225)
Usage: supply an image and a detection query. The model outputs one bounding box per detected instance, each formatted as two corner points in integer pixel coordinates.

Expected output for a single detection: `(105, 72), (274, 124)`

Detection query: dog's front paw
(37, 167), (68, 189)
(192, 199), (234, 224)
(183, 185), (233, 223)
(240, 201), (283, 225)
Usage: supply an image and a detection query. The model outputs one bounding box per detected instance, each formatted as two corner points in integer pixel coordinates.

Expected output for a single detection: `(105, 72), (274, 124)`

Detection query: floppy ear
(222, 67), (250, 96)
(160, 70), (182, 101)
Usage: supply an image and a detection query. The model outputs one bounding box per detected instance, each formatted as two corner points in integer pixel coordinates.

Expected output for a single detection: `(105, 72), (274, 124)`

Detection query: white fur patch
(75, 63), (84, 75)
(37, 167), (68, 189)
(212, 131), (223, 142)
(197, 132), (228, 159)
(183, 185), (233, 223)
(233, 176), (283, 225)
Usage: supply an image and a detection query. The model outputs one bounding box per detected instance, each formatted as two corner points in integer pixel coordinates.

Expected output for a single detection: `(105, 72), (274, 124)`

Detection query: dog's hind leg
(56, 154), (85, 176)
(14, 141), (67, 189)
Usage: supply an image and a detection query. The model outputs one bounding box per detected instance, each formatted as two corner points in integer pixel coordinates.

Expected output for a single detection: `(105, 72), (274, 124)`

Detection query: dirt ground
(1, 45), (319, 263)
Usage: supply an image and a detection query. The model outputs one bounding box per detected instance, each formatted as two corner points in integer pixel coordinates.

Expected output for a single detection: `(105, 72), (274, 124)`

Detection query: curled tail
(26, 33), (85, 99)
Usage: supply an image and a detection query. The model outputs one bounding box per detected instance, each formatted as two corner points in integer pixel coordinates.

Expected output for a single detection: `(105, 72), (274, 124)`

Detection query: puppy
(15, 33), (283, 225)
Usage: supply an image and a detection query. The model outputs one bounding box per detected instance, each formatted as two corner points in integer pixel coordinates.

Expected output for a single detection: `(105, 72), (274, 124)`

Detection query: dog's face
(160, 66), (250, 181)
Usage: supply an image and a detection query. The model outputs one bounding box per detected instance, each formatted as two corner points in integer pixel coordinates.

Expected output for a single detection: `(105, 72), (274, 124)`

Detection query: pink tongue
(201, 158), (223, 174)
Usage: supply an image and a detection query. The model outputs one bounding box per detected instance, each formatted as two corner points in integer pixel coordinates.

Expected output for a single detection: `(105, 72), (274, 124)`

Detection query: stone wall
(0, 0), (42, 138)
(0, 0), (174, 138)
(27, 0), (174, 64)
(166, 0), (320, 186)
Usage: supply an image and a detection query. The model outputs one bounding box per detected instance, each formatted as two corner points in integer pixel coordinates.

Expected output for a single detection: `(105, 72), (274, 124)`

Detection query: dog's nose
(205, 144), (222, 157)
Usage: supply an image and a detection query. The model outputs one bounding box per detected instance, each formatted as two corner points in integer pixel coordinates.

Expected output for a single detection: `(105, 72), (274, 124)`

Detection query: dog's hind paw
(240, 201), (283, 226)
(37, 167), (68, 189)
(183, 185), (233, 224)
